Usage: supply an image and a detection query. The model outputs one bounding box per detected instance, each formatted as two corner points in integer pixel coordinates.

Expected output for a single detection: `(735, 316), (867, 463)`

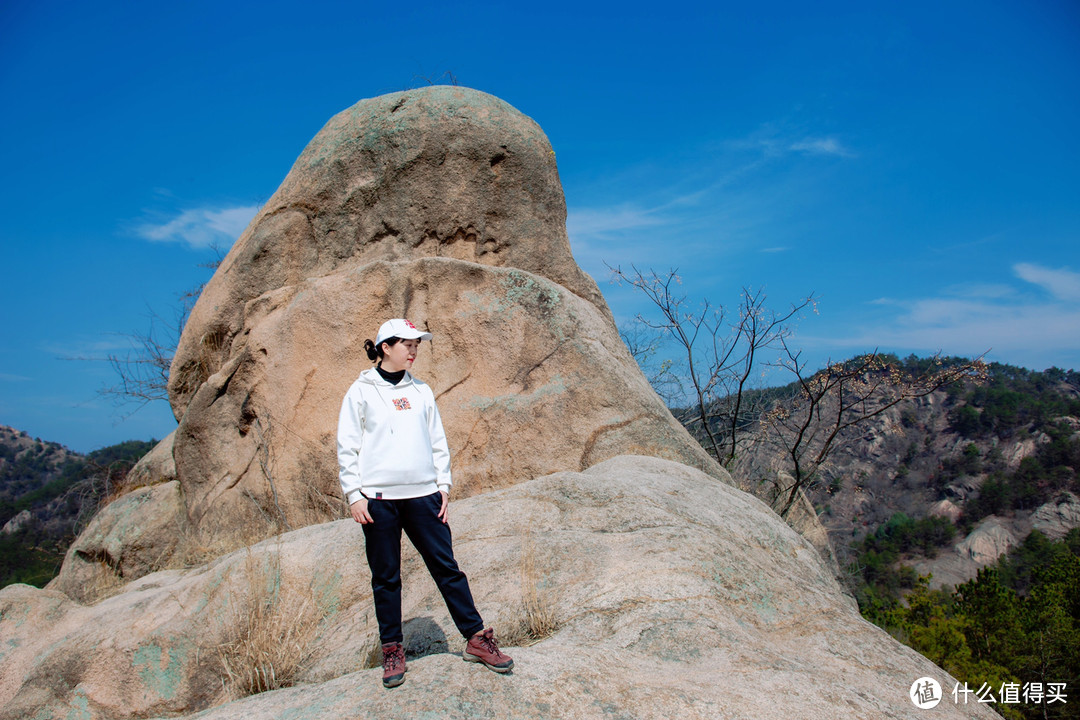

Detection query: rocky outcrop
(0, 510), (31, 535)
(1032, 491), (1080, 540)
(0, 456), (996, 720)
(914, 514), (1027, 589)
(164, 86), (720, 543)
(123, 431), (176, 490)
(1, 89), (868, 719)
(928, 498), (962, 523)
(955, 516), (1020, 564)
(740, 471), (840, 574)
(168, 86), (604, 417)
(916, 496), (1080, 591)
(46, 480), (186, 603)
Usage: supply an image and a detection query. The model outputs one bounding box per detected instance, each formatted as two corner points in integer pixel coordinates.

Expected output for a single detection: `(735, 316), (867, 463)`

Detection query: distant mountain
(674, 359), (1080, 589)
(0, 425), (155, 587)
(796, 362), (1080, 590)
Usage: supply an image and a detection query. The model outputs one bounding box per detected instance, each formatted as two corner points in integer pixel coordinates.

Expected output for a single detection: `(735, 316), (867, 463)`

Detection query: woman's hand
(350, 498), (373, 524)
(437, 490), (449, 523)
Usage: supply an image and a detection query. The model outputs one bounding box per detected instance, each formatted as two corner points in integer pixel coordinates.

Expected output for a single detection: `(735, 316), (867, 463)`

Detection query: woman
(337, 318), (513, 688)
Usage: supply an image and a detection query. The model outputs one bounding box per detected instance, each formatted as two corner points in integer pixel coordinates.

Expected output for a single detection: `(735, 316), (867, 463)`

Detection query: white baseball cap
(375, 318), (433, 345)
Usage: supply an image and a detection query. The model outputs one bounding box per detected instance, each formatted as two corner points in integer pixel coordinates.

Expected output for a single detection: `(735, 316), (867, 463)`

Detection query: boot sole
(462, 650), (514, 673)
(383, 671), (406, 688)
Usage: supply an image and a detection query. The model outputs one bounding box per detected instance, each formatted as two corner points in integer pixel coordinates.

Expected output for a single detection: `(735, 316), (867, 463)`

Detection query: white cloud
(788, 137), (854, 158)
(809, 267), (1080, 370)
(44, 336), (144, 362)
(567, 205), (665, 240)
(728, 124), (855, 159)
(942, 283), (1018, 300)
(135, 204), (260, 249)
(1014, 262), (1080, 301)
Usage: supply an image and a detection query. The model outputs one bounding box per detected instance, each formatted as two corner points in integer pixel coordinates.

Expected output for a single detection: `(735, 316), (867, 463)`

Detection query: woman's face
(381, 338), (420, 372)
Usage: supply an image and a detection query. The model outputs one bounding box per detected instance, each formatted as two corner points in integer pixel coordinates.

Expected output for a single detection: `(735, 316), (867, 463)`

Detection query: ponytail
(364, 337), (401, 364)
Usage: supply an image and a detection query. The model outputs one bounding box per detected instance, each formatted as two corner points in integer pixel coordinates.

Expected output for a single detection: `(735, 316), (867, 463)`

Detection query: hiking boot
(462, 628), (514, 672)
(381, 642), (406, 688)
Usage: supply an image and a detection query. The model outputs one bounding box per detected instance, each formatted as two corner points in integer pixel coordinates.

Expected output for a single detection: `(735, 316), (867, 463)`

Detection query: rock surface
(45, 480), (186, 603)
(164, 86), (720, 544)
(3, 89), (861, 719)
(0, 510), (31, 535)
(1032, 491), (1080, 540)
(124, 431), (177, 490)
(955, 515), (1020, 564)
(914, 514), (1028, 589)
(0, 456), (995, 720)
(928, 498), (962, 523)
(168, 86), (605, 417)
(918, 494), (1080, 590)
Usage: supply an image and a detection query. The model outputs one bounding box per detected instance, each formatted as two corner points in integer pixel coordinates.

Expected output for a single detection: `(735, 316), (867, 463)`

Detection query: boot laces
(383, 645), (404, 672)
(477, 630), (504, 658)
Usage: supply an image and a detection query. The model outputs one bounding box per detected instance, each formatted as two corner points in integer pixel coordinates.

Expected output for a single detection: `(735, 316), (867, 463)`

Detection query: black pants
(362, 491), (485, 644)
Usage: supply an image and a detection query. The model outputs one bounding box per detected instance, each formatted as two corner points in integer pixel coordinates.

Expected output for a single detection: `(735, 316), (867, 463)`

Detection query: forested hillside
(0, 426), (154, 587)
(689, 358), (1080, 581)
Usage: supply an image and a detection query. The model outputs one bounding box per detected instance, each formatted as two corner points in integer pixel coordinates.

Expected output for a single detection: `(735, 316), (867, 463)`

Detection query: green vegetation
(0, 526), (66, 587)
(809, 359), (1080, 717)
(853, 512), (957, 614)
(948, 364), (1080, 439)
(0, 436), (155, 589)
(961, 423), (1080, 530)
(0, 455), (85, 528)
(863, 530), (1080, 719)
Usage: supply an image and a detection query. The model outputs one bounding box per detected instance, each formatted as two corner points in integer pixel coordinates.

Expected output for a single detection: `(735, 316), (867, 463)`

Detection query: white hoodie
(336, 367), (452, 504)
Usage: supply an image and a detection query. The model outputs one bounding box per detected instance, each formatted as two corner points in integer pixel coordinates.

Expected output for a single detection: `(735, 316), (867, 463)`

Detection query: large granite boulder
(168, 86), (605, 416)
(164, 86), (719, 541)
(45, 480), (185, 604)
(0, 456), (995, 720)
(46, 433), (183, 603)
(123, 431), (177, 490)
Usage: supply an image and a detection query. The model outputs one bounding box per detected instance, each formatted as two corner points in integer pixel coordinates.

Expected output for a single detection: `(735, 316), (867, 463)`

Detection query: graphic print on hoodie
(336, 367), (452, 504)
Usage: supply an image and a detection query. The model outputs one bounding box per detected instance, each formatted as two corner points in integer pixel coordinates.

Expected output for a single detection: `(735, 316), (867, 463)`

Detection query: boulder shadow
(403, 616), (450, 659)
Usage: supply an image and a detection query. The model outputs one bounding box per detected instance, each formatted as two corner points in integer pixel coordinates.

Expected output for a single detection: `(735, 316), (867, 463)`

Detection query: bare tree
(757, 344), (988, 518)
(100, 244), (226, 410)
(610, 265), (814, 465)
(613, 265), (988, 519)
(99, 310), (179, 408)
(413, 71), (460, 86)
(617, 320), (680, 402)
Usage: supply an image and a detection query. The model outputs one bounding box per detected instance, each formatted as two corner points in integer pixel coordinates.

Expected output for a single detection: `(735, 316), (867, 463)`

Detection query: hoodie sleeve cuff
(347, 490), (365, 505)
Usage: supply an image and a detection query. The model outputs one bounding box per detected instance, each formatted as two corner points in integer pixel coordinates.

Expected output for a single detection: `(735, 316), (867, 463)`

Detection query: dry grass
(82, 559), (127, 604)
(169, 516), (282, 570)
(362, 639), (386, 669)
(502, 528), (559, 647)
(301, 477), (347, 524)
(217, 547), (327, 698)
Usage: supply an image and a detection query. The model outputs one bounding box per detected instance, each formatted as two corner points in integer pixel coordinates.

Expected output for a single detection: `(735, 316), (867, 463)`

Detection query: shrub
(502, 529), (558, 647)
(217, 547), (327, 697)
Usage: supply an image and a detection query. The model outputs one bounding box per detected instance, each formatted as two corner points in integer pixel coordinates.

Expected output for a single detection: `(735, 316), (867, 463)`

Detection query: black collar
(376, 364), (406, 385)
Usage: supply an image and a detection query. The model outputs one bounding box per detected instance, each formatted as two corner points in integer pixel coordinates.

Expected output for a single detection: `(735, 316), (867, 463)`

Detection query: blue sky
(1, 0), (1078, 453)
